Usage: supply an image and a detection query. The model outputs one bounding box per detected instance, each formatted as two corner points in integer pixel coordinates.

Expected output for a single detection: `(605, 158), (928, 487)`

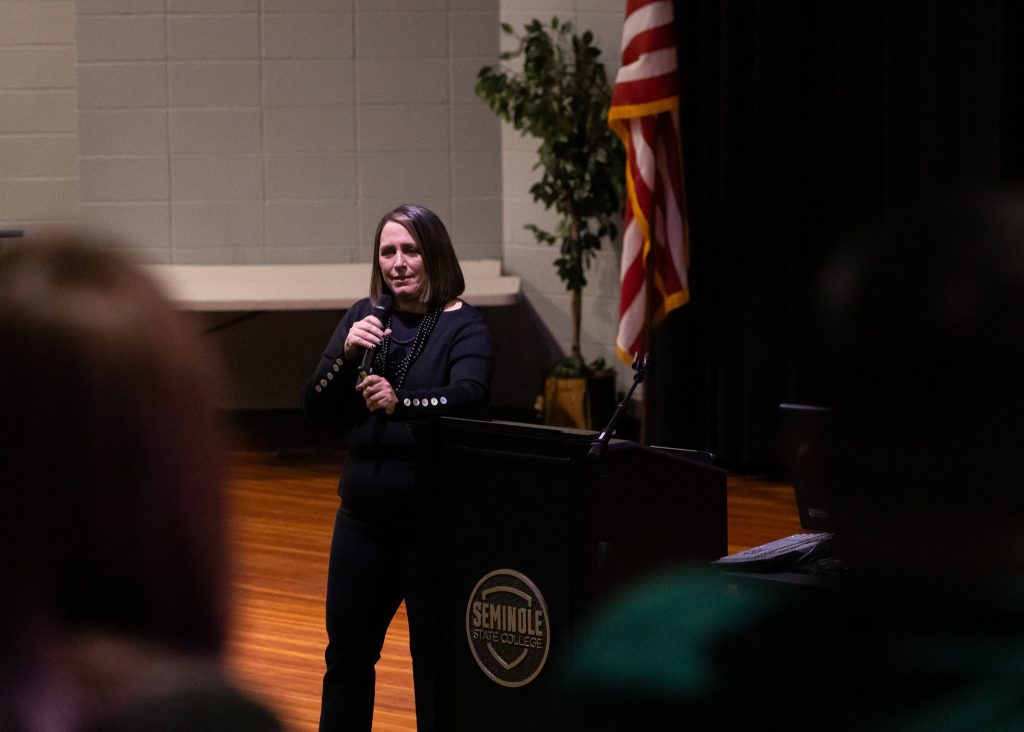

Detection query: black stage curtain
(648, 0), (1024, 471)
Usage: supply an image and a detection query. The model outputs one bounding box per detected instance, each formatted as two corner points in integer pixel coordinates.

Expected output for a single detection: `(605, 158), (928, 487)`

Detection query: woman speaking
(302, 204), (493, 731)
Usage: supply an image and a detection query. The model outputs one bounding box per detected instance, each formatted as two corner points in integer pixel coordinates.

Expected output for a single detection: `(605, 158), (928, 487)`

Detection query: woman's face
(378, 220), (426, 310)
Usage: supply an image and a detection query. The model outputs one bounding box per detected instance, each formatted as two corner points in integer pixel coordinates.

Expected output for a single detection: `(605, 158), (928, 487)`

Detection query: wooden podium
(412, 418), (726, 731)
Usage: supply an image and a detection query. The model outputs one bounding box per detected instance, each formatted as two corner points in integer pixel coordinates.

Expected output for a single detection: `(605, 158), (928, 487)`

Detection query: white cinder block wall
(0, 1), (79, 233)
(1, 0), (634, 407)
(73, 0), (505, 266)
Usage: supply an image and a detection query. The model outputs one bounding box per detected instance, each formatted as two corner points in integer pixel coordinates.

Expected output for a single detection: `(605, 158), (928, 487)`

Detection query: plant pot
(543, 376), (588, 428)
(542, 370), (617, 430)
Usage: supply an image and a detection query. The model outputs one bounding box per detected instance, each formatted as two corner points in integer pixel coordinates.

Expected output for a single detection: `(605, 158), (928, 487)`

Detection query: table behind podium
(413, 418), (726, 731)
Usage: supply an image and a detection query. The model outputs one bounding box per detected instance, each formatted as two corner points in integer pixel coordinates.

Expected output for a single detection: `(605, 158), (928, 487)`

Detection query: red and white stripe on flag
(609, 0), (690, 364)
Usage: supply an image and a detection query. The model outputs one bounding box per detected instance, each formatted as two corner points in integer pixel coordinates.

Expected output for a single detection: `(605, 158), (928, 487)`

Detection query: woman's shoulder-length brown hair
(369, 204), (465, 308)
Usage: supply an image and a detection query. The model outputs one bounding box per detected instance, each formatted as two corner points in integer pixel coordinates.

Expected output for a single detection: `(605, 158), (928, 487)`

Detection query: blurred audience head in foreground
(818, 185), (1024, 576)
(551, 187), (1024, 731)
(0, 233), (278, 731)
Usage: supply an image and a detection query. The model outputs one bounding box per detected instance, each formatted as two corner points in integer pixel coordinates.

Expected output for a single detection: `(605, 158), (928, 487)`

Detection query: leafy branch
(477, 17), (625, 373)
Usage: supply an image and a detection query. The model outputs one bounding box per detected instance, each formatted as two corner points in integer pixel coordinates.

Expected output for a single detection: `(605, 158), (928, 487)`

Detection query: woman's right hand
(343, 313), (391, 362)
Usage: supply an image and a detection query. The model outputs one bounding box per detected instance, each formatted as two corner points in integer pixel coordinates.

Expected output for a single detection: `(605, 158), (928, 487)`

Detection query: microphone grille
(375, 293), (393, 312)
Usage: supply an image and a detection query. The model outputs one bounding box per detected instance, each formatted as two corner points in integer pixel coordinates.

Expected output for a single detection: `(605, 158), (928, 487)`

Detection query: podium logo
(466, 568), (550, 687)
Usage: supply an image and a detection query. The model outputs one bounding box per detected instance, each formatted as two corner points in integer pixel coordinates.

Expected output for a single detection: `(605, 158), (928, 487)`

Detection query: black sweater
(301, 298), (493, 524)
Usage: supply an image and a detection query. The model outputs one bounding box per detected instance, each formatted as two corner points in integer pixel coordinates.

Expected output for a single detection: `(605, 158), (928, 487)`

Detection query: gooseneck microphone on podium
(357, 293), (393, 383)
(587, 352), (649, 462)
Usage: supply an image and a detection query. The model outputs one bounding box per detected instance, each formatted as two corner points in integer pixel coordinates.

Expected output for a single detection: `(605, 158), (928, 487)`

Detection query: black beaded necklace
(372, 306), (442, 389)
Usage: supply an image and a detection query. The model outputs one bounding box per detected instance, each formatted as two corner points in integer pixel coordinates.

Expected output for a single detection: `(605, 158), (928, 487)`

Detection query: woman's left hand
(356, 374), (398, 414)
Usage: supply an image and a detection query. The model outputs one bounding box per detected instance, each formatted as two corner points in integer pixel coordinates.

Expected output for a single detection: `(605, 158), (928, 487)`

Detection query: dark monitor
(779, 403), (833, 531)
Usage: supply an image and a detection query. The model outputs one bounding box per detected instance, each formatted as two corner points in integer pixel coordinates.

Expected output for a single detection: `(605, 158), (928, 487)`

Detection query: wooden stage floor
(223, 449), (802, 731)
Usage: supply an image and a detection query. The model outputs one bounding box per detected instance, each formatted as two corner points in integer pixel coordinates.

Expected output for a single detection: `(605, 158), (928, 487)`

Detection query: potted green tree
(476, 17), (625, 427)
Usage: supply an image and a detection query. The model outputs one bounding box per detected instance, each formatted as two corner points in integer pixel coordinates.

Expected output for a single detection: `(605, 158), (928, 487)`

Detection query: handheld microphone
(357, 294), (393, 383)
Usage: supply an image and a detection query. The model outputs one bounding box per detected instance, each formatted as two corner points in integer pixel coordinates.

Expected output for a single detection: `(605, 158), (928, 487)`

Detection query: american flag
(609, 0), (689, 363)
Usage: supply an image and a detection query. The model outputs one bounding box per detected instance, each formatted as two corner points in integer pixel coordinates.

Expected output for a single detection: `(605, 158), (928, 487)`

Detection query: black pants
(319, 507), (434, 732)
